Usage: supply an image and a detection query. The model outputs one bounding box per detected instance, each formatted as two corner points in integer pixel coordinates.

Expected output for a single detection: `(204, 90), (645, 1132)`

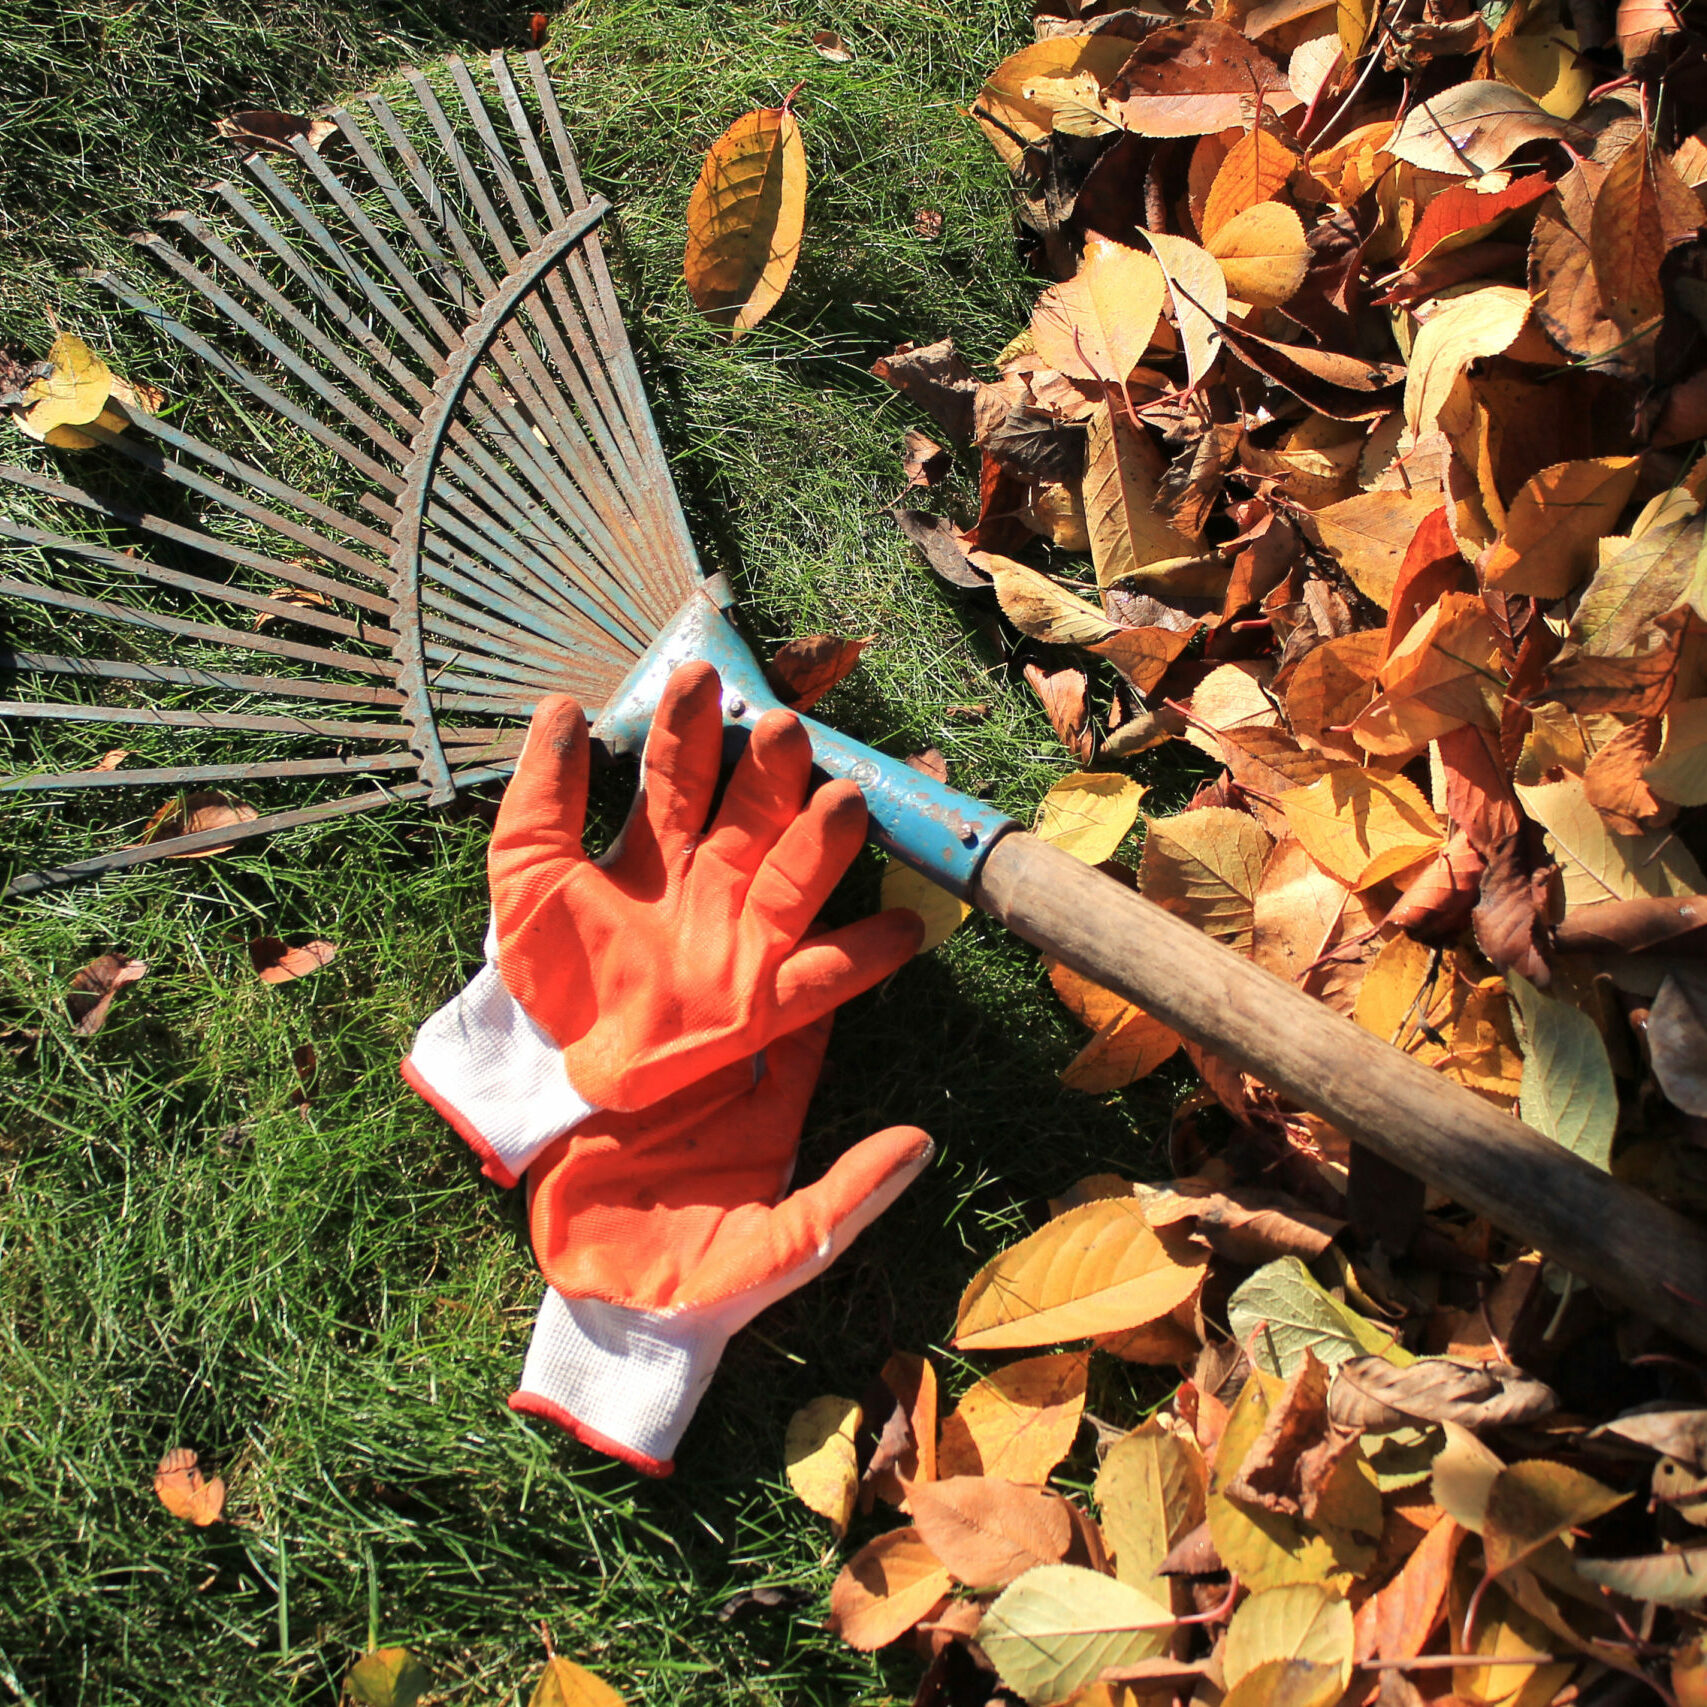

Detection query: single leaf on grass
(1651, 970), (1707, 1116)
(153, 1447), (225, 1525)
(1404, 286), (1532, 440)
(881, 861), (969, 952)
(216, 109), (338, 154)
(248, 938), (337, 985)
(1222, 1583), (1354, 1693)
(527, 1656), (627, 1707)
(977, 1564), (1173, 1705)
(683, 102), (806, 338)
(1206, 203), (1310, 308)
(138, 790), (259, 858)
(1142, 231), (1227, 390)
(1138, 807), (1271, 951)
(1033, 772), (1145, 865)
(811, 28), (852, 61)
(1094, 1419), (1207, 1587)
(1227, 1256), (1407, 1376)
(828, 1527), (951, 1649)
(974, 36), (1136, 169)
(765, 634), (870, 710)
(1505, 971), (1618, 1169)
(1202, 128), (1297, 243)
(1481, 457), (1642, 598)
(785, 1395), (862, 1535)
(955, 1199), (1208, 1351)
(905, 1475), (1075, 1588)
(67, 953), (146, 1036)
(936, 1351), (1090, 1482)
(1276, 769), (1445, 890)
(1031, 240), (1166, 385)
(1387, 81), (1582, 176)
(343, 1649), (430, 1707)
(1481, 1459), (1628, 1578)
(15, 333), (113, 442)
(1083, 403), (1213, 591)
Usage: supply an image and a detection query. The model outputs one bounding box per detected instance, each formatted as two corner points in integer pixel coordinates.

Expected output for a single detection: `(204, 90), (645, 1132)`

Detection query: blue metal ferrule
(589, 578), (1017, 897)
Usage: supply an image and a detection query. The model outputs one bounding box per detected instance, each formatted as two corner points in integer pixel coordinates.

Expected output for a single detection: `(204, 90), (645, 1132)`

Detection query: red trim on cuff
(507, 1390), (675, 1477)
(399, 1056), (520, 1188)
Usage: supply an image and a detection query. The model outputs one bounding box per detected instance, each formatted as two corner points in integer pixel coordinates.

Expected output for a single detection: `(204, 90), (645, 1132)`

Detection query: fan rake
(6, 50), (1707, 1352)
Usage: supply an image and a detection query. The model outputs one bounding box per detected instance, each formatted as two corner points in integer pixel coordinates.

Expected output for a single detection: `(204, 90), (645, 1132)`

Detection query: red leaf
(765, 635), (871, 712)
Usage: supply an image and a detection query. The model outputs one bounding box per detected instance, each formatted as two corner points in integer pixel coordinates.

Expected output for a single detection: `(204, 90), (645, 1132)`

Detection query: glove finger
(771, 908), (924, 1027)
(700, 708), (814, 875)
(490, 695), (589, 880)
(638, 661), (726, 852)
(743, 777), (869, 944)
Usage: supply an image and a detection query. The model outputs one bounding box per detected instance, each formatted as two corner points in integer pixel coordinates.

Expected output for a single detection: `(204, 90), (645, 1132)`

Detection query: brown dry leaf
(248, 938), (337, 985)
(955, 1198), (1207, 1351)
(1202, 127), (1297, 243)
(1651, 969), (1707, 1116)
(253, 586), (330, 631)
(1481, 457), (1642, 598)
(811, 29), (852, 61)
(1584, 716), (1670, 834)
(936, 1350), (1090, 1481)
(1032, 240), (1166, 386)
(216, 109), (337, 153)
(1104, 21), (1298, 137)
(904, 1475), (1075, 1588)
(1084, 403), (1214, 591)
(874, 344), (979, 445)
(1590, 133), (1702, 341)
(1284, 631), (1383, 756)
(67, 953), (147, 1037)
(902, 428), (949, 489)
(1139, 1179), (1343, 1265)
(1207, 202), (1311, 308)
(1138, 806), (1271, 951)
(1351, 590), (1505, 758)
(864, 1351), (938, 1508)
(1251, 835), (1377, 1010)
(153, 1448), (225, 1526)
(827, 1527), (951, 1650)
(683, 102), (806, 338)
(785, 1395), (862, 1536)
(1331, 1357), (1555, 1432)
(765, 634), (870, 711)
(1276, 768), (1445, 889)
(138, 790), (259, 858)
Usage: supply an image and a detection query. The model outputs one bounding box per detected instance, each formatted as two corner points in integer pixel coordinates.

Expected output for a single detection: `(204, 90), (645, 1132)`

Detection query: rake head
(0, 51), (705, 895)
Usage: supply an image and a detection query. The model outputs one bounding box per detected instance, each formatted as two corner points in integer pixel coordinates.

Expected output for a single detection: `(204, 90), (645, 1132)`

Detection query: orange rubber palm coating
(528, 1017), (933, 1312)
(489, 661), (924, 1113)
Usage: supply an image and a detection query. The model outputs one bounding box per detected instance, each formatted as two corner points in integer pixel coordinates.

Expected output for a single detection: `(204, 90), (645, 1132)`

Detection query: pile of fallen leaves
(767, 0), (1707, 1697)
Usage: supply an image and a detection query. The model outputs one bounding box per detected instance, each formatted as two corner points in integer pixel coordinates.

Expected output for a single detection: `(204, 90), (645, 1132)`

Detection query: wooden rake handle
(973, 831), (1707, 1352)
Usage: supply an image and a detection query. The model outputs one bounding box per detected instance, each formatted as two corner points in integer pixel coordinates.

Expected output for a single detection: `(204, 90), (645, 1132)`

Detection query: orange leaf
(137, 791), (259, 858)
(905, 1475), (1076, 1587)
(827, 1527), (952, 1649)
(153, 1448), (226, 1526)
(764, 634), (871, 711)
(1276, 769), (1445, 890)
(1480, 456), (1642, 599)
(248, 937), (338, 984)
(1202, 128), (1297, 244)
(937, 1350), (1091, 1482)
(1353, 1513), (1462, 1663)
(955, 1199), (1207, 1351)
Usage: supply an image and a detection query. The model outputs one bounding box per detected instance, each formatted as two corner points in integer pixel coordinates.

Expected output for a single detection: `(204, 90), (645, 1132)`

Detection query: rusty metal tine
(0, 516), (398, 648)
(521, 50), (704, 599)
(3, 760), (519, 898)
(93, 274), (404, 494)
(7, 652), (406, 706)
(208, 180), (438, 405)
(165, 212), (424, 434)
(136, 234), (414, 467)
(83, 406), (395, 569)
(0, 466), (396, 619)
(0, 576), (400, 678)
(0, 703), (422, 738)
(2, 754), (439, 792)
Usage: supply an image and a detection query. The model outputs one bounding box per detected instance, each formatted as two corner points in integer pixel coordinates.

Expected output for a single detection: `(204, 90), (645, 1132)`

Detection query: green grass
(0, 3), (1213, 1701)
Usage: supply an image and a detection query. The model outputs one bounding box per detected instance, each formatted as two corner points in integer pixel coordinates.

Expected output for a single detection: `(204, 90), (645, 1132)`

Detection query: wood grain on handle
(973, 831), (1707, 1352)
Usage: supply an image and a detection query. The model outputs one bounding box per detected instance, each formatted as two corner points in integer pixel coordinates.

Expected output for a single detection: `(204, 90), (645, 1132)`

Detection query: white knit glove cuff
(401, 914), (594, 1187)
(509, 1289), (729, 1476)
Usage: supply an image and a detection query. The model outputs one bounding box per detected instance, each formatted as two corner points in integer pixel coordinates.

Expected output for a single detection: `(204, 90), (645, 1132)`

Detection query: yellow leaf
(1647, 697), (1707, 805)
(683, 104), (806, 339)
(1202, 129), (1298, 242)
(975, 35), (1137, 169)
(1094, 1418), (1207, 1587)
(1482, 1459), (1627, 1578)
(1277, 769), (1445, 889)
(1339, 0), (1375, 59)
(528, 1656), (628, 1707)
(1084, 402), (1217, 591)
(1206, 202), (1310, 307)
(17, 333), (118, 443)
(828, 1527), (952, 1649)
(1310, 486), (1443, 609)
(881, 861), (970, 952)
(955, 1198), (1208, 1351)
(1138, 806), (1272, 951)
(936, 1350), (1090, 1481)
(1221, 1660), (1346, 1707)
(1144, 230), (1228, 391)
(784, 1396), (862, 1536)
(1060, 1000), (1183, 1092)
(1516, 771), (1706, 907)
(1492, 25), (1593, 120)
(1033, 770), (1145, 865)
(1481, 456), (1642, 599)
(988, 555), (1118, 648)
(1032, 239), (1167, 385)
(343, 1649), (430, 1707)
(1223, 1583), (1354, 1692)
(1404, 286), (1532, 440)
(1350, 590), (1505, 758)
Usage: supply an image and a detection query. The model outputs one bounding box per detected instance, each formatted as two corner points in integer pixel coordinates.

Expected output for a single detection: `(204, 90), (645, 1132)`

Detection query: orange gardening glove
(489, 660), (922, 1113)
(509, 1016), (933, 1475)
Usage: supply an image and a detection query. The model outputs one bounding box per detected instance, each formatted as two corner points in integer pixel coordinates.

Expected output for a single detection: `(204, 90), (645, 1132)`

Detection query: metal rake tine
(6, 652), (408, 707)
(2, 753), (462, 792)
(0, 703), (427, 739)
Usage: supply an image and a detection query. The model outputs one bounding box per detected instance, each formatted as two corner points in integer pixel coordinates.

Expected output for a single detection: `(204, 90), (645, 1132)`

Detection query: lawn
(0, 1), (1210, 1700)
